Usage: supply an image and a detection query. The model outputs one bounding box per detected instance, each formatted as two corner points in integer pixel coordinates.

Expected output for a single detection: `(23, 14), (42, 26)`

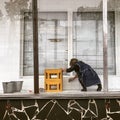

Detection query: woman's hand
(68, 77), (74, 82)
(62, 68), (67, 72)
(68, 74), (78, 82)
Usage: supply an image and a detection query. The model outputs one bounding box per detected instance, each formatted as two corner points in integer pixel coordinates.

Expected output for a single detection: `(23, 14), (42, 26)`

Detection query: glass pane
(23, 13), (33, 76)
(23, 12), (68, 75)
(73, 12), (115, 75)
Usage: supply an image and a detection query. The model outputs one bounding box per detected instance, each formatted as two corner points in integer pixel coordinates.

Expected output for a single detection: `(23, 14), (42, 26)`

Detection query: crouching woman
(62, 58), (102, 91)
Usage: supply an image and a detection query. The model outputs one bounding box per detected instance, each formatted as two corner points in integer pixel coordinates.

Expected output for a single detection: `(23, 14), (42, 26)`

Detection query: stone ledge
(0, 91), (120, 99)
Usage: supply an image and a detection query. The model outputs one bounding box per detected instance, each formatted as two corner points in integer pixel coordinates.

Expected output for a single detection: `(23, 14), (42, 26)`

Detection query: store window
(73, 12), (115, 75)
(23, 12), (68, 76)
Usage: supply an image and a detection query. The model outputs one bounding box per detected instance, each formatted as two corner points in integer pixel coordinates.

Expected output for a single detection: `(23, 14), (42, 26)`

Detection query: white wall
(0, 19), (20, 91)
(38, 0), (102, 11)
(0, 0), (120, 92)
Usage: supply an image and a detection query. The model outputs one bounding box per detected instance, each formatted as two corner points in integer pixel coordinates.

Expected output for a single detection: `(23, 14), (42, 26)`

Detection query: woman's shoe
(81, 88), (87, 91)
(97, 84), (102, 91)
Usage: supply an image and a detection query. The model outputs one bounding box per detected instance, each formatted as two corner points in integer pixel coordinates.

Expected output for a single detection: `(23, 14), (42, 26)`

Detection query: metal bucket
(2, 81), (23, 93)
(2, 82), (15, 93)
(14, 81), (23, 92)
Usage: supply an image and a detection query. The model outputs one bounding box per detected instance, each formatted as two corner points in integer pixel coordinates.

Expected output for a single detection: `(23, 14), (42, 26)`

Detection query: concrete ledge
(0, 91), (120, 99)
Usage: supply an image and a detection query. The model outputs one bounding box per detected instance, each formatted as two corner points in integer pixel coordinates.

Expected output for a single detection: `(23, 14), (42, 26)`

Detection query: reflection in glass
(73, 12), (115, 75)
(23, 12), (68, 75)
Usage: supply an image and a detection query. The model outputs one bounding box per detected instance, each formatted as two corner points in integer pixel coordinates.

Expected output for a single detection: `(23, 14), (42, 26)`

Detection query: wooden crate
(44, 69), (63, 92)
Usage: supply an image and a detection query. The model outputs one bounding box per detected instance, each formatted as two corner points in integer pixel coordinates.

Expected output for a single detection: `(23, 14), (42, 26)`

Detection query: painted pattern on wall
(0, 99), (120, 120)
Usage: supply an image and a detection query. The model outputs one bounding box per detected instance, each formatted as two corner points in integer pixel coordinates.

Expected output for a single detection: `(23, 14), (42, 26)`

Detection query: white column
(68, 11), (73, 67)
(103, 0), (108, 92)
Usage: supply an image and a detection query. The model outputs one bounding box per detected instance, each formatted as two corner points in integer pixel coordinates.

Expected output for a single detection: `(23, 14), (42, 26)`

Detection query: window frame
(20, 7), (117, 92)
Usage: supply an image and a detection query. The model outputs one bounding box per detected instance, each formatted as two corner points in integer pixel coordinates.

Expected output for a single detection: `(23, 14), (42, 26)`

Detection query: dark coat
(66, 61), (101, 87)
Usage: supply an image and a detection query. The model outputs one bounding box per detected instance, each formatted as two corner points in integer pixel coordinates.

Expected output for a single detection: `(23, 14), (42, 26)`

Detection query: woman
(63, 58), (102, 91)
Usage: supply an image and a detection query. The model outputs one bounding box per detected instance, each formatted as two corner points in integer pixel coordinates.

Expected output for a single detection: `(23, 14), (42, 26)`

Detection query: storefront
(0, 0), (120, 119)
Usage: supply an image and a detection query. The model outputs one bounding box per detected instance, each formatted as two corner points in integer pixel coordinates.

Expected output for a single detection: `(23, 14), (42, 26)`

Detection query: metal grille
(73, 12), (115, 75)
(23, 12), (68, 76)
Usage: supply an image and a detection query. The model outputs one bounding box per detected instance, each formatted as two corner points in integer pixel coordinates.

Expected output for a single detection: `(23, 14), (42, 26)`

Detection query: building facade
(0, 0), (120, 92)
